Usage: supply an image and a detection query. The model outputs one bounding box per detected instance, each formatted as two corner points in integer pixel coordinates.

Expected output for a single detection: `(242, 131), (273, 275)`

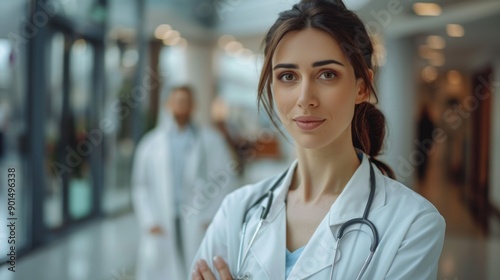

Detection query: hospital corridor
(1, 0), (500, 279)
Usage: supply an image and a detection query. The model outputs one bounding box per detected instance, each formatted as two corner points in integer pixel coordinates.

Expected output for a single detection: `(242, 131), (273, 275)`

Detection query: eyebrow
(312, 59), (344, 67)
(273, 63), (297, 70)
(273, 59), (345, 70)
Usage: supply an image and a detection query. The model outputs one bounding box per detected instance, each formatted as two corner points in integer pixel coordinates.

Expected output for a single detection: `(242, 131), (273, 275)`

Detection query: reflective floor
(418, 140), (500, 280)
(1, 153), (499, 280)
(0, 213), (139, 280)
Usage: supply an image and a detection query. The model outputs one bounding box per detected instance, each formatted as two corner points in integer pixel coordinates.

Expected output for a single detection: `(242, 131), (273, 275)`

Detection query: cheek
(272, 88), (294, 118)
(323, 87), (356, 118)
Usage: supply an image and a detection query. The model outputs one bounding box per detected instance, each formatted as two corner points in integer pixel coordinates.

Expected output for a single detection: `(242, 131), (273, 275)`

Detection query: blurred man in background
(131, 85), (237, 280)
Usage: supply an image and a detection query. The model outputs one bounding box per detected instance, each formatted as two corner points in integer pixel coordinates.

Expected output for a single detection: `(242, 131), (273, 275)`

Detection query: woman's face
(271, 28), (368, 150)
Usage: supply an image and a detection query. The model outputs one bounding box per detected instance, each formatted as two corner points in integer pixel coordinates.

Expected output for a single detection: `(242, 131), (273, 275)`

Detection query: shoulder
(380, 174), (443, 220)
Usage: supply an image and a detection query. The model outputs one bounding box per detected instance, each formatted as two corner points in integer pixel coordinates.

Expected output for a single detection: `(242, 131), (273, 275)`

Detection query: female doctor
(191, 0), (446, 279)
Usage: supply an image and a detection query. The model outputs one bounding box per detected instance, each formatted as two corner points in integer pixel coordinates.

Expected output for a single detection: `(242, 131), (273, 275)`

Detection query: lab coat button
(243, 272), (251, 279)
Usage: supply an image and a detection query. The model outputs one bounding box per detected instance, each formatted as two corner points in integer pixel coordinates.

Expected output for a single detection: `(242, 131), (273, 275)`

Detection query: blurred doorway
(466, 67), (493, 232)
(27, 0), (107, 247)
(44, 30), (98, 231)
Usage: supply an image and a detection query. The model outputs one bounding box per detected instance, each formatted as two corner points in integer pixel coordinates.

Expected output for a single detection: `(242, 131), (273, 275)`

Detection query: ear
(355, 69), (373, 104)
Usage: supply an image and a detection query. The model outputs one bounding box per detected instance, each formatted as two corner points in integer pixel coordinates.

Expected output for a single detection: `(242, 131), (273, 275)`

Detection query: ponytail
(352, 102), (396, 179)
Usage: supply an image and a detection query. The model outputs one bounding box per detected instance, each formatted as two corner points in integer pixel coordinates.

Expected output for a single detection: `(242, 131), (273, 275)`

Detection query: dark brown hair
(257, 0), (395, 179)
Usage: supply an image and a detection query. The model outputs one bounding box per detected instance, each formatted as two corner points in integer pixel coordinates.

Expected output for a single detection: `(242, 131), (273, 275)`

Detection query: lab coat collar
(263, 151), (386, 226)
(253, 152), (386, 279)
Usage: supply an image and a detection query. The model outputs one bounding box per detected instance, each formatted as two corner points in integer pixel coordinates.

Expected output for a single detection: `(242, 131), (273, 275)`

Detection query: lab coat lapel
(248, 205), (287, 280)
(244, 162), (296, 280)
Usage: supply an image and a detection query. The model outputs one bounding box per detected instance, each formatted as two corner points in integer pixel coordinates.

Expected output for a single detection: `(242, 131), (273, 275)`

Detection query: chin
(293, 134), (332, 150)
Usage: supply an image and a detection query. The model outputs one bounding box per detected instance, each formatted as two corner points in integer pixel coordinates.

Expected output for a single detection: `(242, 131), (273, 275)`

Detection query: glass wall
(43, 32), (98, 229)
(0, 0), (115, 260)
(101, 0), (140, 214)
(101, 39), (138, 214)
(0, 3), (31, 261)
(68, 39), (94, 220)
(44, 32), (65, 229)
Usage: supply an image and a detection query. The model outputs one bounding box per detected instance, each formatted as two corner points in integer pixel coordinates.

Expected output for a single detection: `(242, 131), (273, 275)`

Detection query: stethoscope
(236, 160), (379, 280)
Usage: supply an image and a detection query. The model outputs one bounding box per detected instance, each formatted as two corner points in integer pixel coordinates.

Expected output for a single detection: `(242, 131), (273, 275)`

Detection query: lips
(293, 116), (325, 131)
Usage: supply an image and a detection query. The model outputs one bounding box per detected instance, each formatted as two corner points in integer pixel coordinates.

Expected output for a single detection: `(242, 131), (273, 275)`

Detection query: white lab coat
(192, 153), (446, 279)
(132, 114), (237, 280)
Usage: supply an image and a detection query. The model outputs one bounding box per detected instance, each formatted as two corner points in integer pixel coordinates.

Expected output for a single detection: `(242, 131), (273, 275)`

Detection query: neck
(291, 136), (360, 203)
(174, 118), (189, 130)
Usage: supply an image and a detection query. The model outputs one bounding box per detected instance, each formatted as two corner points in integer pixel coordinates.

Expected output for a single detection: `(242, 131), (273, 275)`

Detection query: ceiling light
(446, 24), (465, 37)
(426, 35), (446, 49)
(164, 30), (180, 41)
(163, 35), (182, 46)
(413, 3), (442, 16)
(447, 70), (461, 85)
(422, 66), (438, 83)
(237, 48), (253, 57)
(224, 41), (243, 53)
(218, 35), (235, 49)
(154, 24), (171, 40)
(170, 37), (181, 45)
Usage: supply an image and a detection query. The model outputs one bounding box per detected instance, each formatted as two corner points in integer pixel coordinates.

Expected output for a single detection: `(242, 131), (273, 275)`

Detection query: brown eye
(319, 71), (336, 80)
(279, 73), (296, 82)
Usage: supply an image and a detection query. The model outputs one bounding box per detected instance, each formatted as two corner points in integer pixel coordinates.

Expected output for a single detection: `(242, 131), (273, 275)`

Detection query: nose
(297, 79), (319, 108)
